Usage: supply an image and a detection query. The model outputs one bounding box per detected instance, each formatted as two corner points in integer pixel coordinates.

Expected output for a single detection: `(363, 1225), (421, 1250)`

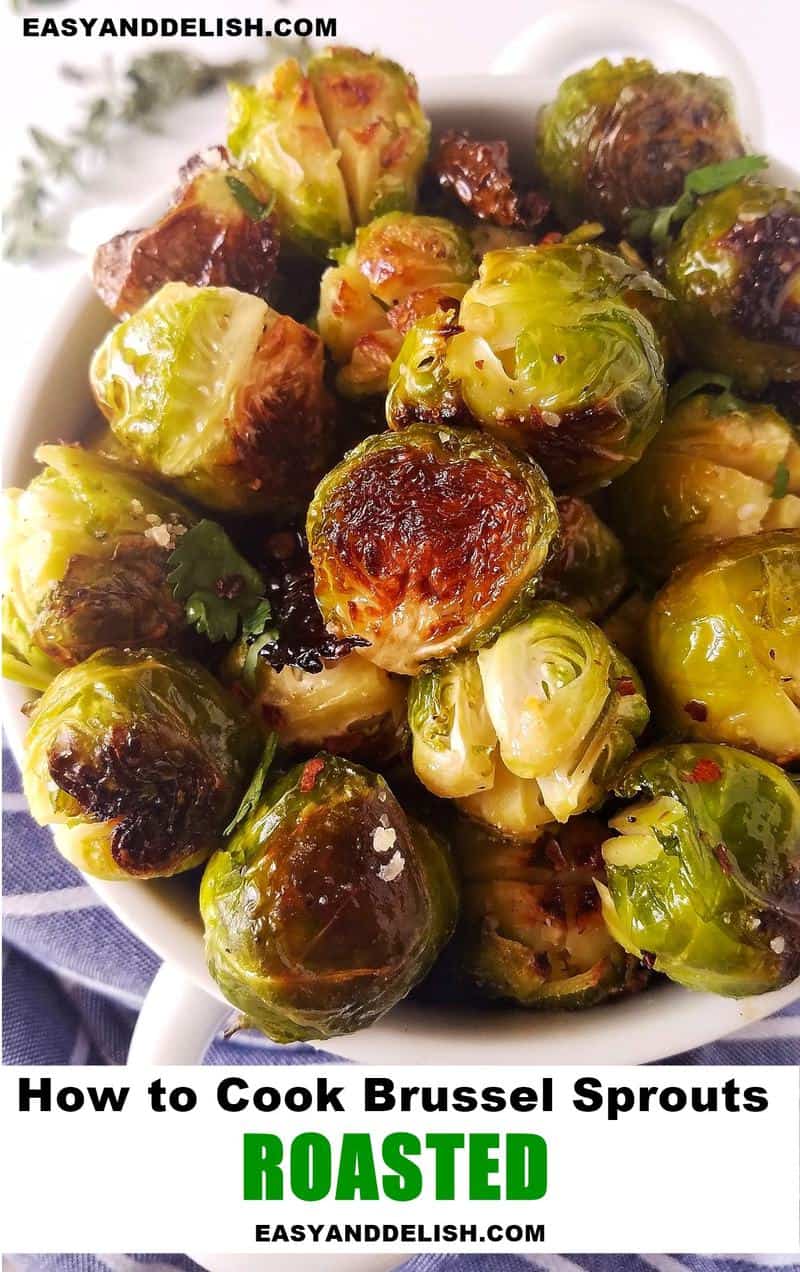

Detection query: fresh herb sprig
(3, 38), (308, 261)
(224, 732), (279, 836)
(626, 154), (769, 250)
(167, 519), (274, 645)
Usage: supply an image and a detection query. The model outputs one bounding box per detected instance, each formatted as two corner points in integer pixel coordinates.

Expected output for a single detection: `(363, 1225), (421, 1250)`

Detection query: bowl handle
(490, 0), (763, 147)
(127, 962), (232, 1065)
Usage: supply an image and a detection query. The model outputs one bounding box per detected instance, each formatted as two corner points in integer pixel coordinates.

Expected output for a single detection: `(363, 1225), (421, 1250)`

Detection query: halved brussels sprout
(455, 814), (646, 1007)
(599, 743), (800, 996)
(386, 244), (667, 492)
(22, 648), (260, 880)
(457, 765), (555, 841)
(307, 424), (558, 674)
(535, 58), (744, 233)
(538, 496), (628, 619)
(223, 645), (407, 763)
(90, 282), (334, 515)
(2, 445), (196, 687)
(646, 530), (800, 764)
(200, 754), (458, 1042)
(307, 46), (430, 226)
(609, 390), (800, 581)
(408, 601), (649, 830)
(92, 146), (279, 319)
(665, 181), (800, 392)
(318, 212), (475, 399)
(227, 58), (352, 255)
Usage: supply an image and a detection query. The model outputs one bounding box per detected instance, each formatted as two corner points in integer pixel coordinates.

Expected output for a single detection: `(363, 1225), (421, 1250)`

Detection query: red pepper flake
(713, 843), (732, 875)
(539, 230), (563, 244)
(684, 699), (708, 722)
(299, 757), (325, 792)
(474, 358), (485, 370)
(616, 676), (637, 697)
(686, 758), (722, 784)
(641, 950), (656, 969)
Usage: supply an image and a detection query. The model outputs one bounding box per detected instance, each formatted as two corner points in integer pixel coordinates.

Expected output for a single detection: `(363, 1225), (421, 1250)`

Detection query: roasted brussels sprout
(2, 445), (196, 687)
(609, 389), (800, 581)
(200, 754), (458, 1042)
(535, 58), (744, 233)
(409, 601), (649, 830)
(22, 649), (260, 880)
(318, 212), (475, 398)
(599, 743), (800, 996)
(646, 531), (800, 764)
(92, 147), (279, 319)
(224, 645), (407, 762)
(307, 424), (558, 674)
(90, 282), (334, 515)
(538, 496), (628, 619)
(386, 243), (668, 492)
(307, 46), (430, 226)
(665, 181), (800, 392)
(455, 814), (646, 1007)
(228, 58), (352, 255)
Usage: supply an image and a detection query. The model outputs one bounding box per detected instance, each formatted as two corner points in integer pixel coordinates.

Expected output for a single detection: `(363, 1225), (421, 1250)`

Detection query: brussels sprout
(227, 58), (352, 255)
(535, 58), (744, 233)
(90, 282), (334, 515)
(599, 743), (800, 996)
(318, 213), (475, 399)
(307, 47), (430, 226)
(408, 601), (649, 828)
(22, 649), (260, 880)
(646, 531), (800, 764)
(457, 765), (555, 841)
(538, 496), (628, 619)
(224, 645), (407, 762)
(665, 181), (800, 392)
(307, 424), (558, 674)
(2, 444), (197, 687)
(609, 389), (800, 581)
(92, 147), (279, 319)
(455, 814), (646, 1007)
(200, 754), (458, 1042)
(386, 244), (667, 492)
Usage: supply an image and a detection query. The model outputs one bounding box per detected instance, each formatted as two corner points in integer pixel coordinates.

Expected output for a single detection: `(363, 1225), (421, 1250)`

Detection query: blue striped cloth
(5, 745), (800, 1270)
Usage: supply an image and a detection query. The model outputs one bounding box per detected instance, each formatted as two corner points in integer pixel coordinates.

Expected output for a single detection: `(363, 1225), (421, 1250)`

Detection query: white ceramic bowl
(4, 10), (799, 1065)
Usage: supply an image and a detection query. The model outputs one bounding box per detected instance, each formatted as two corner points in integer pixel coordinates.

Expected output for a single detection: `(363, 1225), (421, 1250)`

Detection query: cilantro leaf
(225, 175), (276, 222)
(224, 732), (278, 836)
(626, 154), (769, 247)
(684, 154), (768, 196)
(773, 461), (790, 500)
(667, 370), (735, 411)
(167, 519), (269, 643)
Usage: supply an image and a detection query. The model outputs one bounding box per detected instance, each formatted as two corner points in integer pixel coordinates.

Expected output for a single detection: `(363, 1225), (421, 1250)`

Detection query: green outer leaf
(224, 732), (278, 836)
(225, 174), (275, 222)
(667, 369), (734, 411)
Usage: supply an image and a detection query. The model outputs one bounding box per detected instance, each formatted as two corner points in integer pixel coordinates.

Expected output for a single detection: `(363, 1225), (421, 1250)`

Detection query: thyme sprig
(3, 39), (307, 261)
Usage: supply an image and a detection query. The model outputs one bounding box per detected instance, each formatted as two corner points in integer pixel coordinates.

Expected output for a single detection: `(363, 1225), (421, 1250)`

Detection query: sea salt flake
(770, 936), (786, 954)
(372, 826), (397, 854)
(378, 850), (405, 882)
(145, 523), (172, 548)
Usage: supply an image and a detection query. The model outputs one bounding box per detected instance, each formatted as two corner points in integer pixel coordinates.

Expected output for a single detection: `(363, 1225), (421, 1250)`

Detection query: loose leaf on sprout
(667, 370), (735, 411)
(167, 519), (267, 643)
(773, 462), (790, 500)
(224, 732), (278, 835)
(225, 175), (276, 222)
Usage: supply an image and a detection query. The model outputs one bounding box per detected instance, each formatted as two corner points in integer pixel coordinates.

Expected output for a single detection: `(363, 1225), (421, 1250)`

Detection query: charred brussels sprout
(318, 212), (475, 398)
(307, 424), (558, 674)
(538, 496), (628, 619)
(609, 389), (800, 581)
(223, 645), (407, 763)
(455, 815), (645, 1007)
(92, 147), (279, 319)
(646, 531), (800, 764)
(535, 58), (744, 233)
(90, 282), (333, 515)
(200, 754), (458, 1042)
(22, 649), (260, 880)
(307, 46), (430, 226)
(665, 181), (800, 392)
(227, 58), (352, 255)
(409, 602), (649, 831)
(2, 445), (195, 687)
(599, 743), (800, 996)
(386, 244), (668, 492)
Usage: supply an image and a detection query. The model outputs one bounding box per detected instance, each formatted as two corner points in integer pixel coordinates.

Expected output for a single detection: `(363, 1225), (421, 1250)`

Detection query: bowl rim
(3, 72), (799, 1065)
